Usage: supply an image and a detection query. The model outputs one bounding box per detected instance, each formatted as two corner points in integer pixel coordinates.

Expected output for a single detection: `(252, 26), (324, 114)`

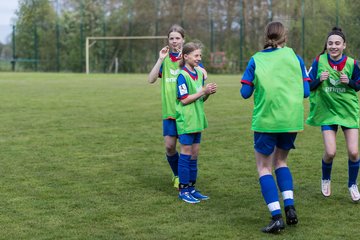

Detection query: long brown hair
(263, 21), (287, 49)
(319, 27), (346, 55)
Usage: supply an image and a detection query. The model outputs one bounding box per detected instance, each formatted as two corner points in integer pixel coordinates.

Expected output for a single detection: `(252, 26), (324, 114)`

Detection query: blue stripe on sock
(189, 159), (198, 182)
(275, 167), (294, 207)
(259, 174), (280, 216)
(322, 159), (333, 180)
(178, 154), (191, 185)
(348, 159), (360, 187)
(166, 152), (179, 176)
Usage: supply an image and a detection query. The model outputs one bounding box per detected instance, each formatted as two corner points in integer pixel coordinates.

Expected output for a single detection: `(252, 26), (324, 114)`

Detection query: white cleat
(348, 184), (360, 202)
(321, 179), (331, 197)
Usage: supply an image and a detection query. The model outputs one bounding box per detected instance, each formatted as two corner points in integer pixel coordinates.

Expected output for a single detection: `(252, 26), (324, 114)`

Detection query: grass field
(0, 72), (358, 239)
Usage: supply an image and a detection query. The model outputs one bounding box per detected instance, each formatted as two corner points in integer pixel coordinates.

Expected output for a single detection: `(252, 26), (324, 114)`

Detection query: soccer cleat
(261, 218), (285, 234)
(348, 184), (360, 202)
(178, 191), (200, 204)
(190, 189), (209, 201)
(321, 179), (331, 197)
(285, 206), (298, 225)
(173, 176), (179, 190)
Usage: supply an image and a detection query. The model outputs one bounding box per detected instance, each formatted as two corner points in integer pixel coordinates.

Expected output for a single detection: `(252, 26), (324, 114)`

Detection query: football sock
(259, 174), (281, 217)
(178, 153), (191, 189)
(275, 167), (294, 207)
(348, 159), (360, 188)
(166, 152), (179, 176)
(189, 159), (198, 190)
(322, 159), (333, 180)
(188, 181), (196, 192)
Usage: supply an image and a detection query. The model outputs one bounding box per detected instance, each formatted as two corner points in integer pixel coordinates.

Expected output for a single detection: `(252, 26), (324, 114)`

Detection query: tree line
(4, 0), (360, 73)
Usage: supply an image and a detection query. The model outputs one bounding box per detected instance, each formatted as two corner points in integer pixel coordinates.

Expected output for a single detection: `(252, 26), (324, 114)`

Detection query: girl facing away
(240, 21), (310, 233)
(175, 42), (217, 204)
(306, 27), (360, 202)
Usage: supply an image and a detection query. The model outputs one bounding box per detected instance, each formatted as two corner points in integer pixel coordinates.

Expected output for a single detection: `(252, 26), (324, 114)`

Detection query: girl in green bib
(148, 25), (207, 190)
(240, 21), (310, 233)
(176, 42), (217, 204)
(307, 27), (360, 202)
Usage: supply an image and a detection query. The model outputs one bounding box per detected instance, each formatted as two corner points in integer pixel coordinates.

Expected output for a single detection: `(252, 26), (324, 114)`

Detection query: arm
(180, 83), (217, 105)
(177, 74), (216, 105)
(148, 46), (169, 84)
(240, 83), (253, 99)
(346, 60), (360, 92)
(196, 66), (208, 80)
(195, 63), (207, 80)
(296, 55), (311, 98)
(308, 57), (329, 91)
(240, 58), (255, 99)
(303, 81), (310, 98)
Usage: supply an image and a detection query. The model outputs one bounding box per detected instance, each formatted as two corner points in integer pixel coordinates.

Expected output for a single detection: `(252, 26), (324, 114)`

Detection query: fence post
(12, 25), (16, 71)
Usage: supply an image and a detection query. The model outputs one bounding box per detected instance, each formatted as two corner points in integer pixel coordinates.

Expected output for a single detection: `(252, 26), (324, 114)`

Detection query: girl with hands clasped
(307, 27), (360, 202)
(176, 42), (216, 204)
(148, 25), (207, 190)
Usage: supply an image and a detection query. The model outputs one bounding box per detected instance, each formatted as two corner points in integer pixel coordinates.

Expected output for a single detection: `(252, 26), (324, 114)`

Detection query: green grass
(0, 72), (358, 239)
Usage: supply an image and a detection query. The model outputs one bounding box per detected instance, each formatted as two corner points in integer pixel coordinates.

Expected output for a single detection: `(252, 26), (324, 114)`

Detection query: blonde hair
(264, 21), (287, 49)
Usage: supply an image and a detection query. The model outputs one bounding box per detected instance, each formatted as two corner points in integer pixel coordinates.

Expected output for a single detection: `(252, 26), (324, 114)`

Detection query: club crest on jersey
(329, 77), (340, 86)
(170, 68), (180, 76)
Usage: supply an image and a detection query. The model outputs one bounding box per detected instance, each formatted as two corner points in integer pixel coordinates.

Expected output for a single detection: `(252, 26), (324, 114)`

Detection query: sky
(0, 0), (19, 43)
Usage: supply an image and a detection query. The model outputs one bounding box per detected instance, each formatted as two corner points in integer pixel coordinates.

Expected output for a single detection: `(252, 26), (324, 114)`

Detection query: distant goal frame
(85, 36), (167, 74)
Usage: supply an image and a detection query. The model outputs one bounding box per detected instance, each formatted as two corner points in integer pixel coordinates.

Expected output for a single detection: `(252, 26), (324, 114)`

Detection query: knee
(348, 150), (359, 161)
(325, 150), (336, 160)
(165, 143), (176, 155)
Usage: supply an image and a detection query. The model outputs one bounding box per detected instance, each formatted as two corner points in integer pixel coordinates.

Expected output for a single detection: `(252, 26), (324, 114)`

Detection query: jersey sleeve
(240, 57), (255, 99)
(348, 60), (360, 91)
(158, 64), (163, 78)
(296, 55), (311, 82)
(241, 57), (255, 86)
(177, 74), (189, 100)
(308, 57), (321, 90)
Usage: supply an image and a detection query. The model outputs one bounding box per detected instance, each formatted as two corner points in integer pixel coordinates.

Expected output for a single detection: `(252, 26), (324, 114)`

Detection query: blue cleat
(190, 189), (209, 200)
(179, 191), (200, 204)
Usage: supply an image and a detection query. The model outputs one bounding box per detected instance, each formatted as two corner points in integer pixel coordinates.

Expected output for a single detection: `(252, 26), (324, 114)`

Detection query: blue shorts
(321, 125), (350, 132)
(178, 133), (202, 145)
(163, 119), (178, 137)
(254, 132), (297, 156)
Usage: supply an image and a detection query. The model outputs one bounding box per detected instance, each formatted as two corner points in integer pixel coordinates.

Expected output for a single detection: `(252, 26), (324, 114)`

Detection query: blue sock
(348, 159), (360, 187)
(322, 159), (333, 180)
(188, 159), (198, 192)
(166, 152), (179, 176)
(259, 175), (281, 217)
(275, 167), (294, 207)
(178, 154), (191, 190)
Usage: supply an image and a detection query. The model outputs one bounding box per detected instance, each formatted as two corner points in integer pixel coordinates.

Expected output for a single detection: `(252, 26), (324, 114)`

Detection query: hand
(159, 46), (169, 60)
(339, 72), (349, 84)
(204, 83), (217, 95)
(320, 71), (329, 82)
